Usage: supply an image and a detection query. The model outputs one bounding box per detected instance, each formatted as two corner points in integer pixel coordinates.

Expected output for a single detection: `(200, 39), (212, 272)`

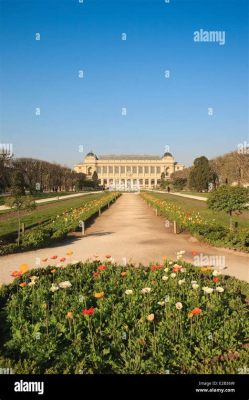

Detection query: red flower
(82, 307), (95, 316)
(98, 265), (106, 271)
(173, 266), (182, 273)
(105, 255), (111, 259)
(213, 278), (219, 283)
(150, 266), (157, 271)
(191, 250), (198, 256)
(11, 271), (22, 278)
(50, 255), (58, 260)
(60, 257), (66, 262)
(192, 307), (202, 316)
(93, 271), (100, 278)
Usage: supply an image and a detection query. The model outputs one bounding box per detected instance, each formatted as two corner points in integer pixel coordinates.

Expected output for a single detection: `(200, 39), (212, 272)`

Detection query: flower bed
(0, 193), (120, 256)
(140, 193), (249, 252)
(0, 259), (248, 374)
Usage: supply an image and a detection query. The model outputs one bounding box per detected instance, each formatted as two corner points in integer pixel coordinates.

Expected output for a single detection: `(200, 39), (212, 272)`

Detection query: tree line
(0, 156), (99, 194)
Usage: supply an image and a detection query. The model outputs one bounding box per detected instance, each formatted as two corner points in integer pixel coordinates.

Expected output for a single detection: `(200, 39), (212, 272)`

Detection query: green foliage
(189, 156), (213, 192)
(173, 178), (187, 191)
(0, 261), (248, 374)
(10, 170), (26, 196)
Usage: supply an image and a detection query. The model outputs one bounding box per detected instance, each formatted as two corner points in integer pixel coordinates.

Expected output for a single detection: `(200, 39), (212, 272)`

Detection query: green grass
(0, 192), (106, 239)
(147, 192), (249, 229)
(0, 191), (83, 206)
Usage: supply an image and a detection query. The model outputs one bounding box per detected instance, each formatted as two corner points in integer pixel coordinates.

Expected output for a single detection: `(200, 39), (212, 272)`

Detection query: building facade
(74, 151), (184, 190)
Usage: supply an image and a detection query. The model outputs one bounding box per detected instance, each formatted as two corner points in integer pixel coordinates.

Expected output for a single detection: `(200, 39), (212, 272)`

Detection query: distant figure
(167, 186), (170, 193)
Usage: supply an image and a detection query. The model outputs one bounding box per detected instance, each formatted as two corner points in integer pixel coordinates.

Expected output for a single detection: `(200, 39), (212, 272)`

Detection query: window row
(96, 166), (164, 174)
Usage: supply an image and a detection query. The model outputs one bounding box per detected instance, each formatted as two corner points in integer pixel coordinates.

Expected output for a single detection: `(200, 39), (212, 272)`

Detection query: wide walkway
(0, 193), (248, 284)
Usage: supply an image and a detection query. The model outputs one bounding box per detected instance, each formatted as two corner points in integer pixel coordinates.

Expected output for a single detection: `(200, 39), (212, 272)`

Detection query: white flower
(212, 270), (219, 276)
(178, 279), (185, 285)
(164, 267), (169, 273)
(141, 287), (152, 294)
(175, 302), (183, 310)
(191, 281), (197, 284)
(71, 260), (80, 265)
(56, 263), (64, 268)
(30, 276), (39, 282)
(158, 301), (165, 306)
(28, 281), (36, 287)
(181, 268), (186, 273)
(50, 283), (59, 292)
(169, 261), (173, 265)
(216, 287), (224, 293)
(162, 275), (169, 281)
(125, 289), (133, 295)
(165, 295), (170, 303)
(170, 273), (176, 278)
(202, 287), (214, 294)
(58, 281), (72, 289)
(192, 283), (199, 290)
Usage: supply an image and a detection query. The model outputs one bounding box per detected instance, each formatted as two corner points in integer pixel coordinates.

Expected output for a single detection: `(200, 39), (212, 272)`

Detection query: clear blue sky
(0, 0), (248, 167)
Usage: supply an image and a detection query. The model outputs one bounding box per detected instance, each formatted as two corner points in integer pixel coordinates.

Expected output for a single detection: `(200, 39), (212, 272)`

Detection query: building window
(109, 179), (113, 185)
(165, 167), (170, 176)
(150, 166), (155, 174)
(138, 166), (143, 174)
(115, 166), (119, 174)
(151, 179), (155, 185)
(144, 166), (149, 174)
(157, 179), (161, 185)
(126, 166), (131, 173)
(133, 179), (137, 185)
(132, 166), (137, 174)
(145, 179), (149, 185)
(109, 166), (113, 174)
(97, 166), (101, 174)
(103, 166), (107, 174)
(156, 166), (160, 174)
(121, 166), (125, 173)
(103, 179), (107, 185)
(139, 179), (143, 185)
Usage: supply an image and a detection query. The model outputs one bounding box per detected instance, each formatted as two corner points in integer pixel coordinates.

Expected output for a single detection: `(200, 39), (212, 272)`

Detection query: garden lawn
(0, 193), (107, 239)
(0, 260), (248, 374)
(146, 192), (249, 230)
(0, 192), (74, 206)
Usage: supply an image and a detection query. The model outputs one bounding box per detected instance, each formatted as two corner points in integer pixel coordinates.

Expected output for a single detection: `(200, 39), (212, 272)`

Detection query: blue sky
(0, 0), (248, 167)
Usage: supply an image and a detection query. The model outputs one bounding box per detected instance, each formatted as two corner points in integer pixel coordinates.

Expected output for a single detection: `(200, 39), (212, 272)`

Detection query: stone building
(74, 151), (184, 190)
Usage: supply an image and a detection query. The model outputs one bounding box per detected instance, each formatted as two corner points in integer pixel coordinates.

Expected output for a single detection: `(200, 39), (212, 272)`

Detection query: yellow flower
(121, 272), (127, 277)
(19, 264), (29, 274)
(66, 250), (73, 256)
(94, 291), (105, 299)
(19, 282), (27, 288)
(66, 311), (73, 319)
(188, 312), (193, 319)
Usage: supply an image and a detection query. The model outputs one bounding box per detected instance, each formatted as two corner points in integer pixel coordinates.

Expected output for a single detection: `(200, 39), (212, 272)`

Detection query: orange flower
(11, 271), (22, 278)
(19, 264), (29, 274)
(66, 311), (73, 319)
(66, 250), (73, 256)
(50, 255), (58, 260)
(121, 272), (127, 277)
(191, 307), (202, 316)
(51, 269), (56, 273)
(173, 266), (182, 273)
(19, 282), (27, 288)
(213, 278), (219, 283)
(93, 271), (100, 278)
(188, 312), (193, 319)
(60, 257), (66, 262)
(105, 255), (111, 259)
(94, 291), (105, 299)
(98, 265), (106, 271)
(191, 250), (198, 256)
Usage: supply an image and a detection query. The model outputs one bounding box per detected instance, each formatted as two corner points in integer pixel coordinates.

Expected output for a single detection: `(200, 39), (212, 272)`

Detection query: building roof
(97, 154), (162, 160)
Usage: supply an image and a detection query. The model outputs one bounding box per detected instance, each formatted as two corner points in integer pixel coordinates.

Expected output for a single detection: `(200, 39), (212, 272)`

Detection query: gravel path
(0, 193), (248, 284)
